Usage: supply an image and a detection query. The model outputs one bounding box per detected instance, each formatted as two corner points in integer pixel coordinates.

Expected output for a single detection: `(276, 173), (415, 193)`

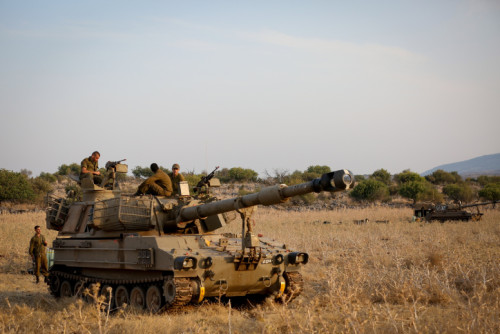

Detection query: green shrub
(217, 168), (231, 183)
(394, 170), (437, 203)
(371, 169), (392, 186)
(306, 165), (331, 174)
(302, 165), (331, 181)
(388, 184), (399, 196)
(478, 183), (500, 201)
(398, 180), (428, 203)
(417, 184), (444, 203)
(350, 179), (390, 202)
(183, 173), (202, 188)
(354, 175), (366, 182)
(20, 169), (32, 177)
(132, 166), (153, 178)
(394, 170), (423, 184)
(56, 163), (80, 176)
(30, 177), (52, 194)
(425, 169), (462, 184)
(286, 170), (306, 185)
(476, 175), (500, 186)
(443, 183), (475, 203)
(30, 177), (53, 204)
(38, 172), (57, 183)
(0, 169), (36, 202)
(227, 167), (258, 182)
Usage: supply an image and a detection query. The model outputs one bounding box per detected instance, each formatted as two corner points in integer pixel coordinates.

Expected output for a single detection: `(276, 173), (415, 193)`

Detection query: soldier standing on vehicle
(135, 163), (173, 196)
(29, 225), (49, 284)
(169, 163), (185, 195)
(80, 151), (102, 185)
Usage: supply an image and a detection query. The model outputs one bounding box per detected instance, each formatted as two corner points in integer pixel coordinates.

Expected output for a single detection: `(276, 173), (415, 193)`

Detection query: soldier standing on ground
(135, 163), (173, 196)
(80, 151), (102, 185)
(169, 163), (185, 195)
(29, 225), (49, 283)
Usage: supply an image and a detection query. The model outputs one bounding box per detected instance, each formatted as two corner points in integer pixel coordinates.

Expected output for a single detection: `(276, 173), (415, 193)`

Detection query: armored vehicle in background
(413, 201), (497, 222)
(46, 162), (354, 312)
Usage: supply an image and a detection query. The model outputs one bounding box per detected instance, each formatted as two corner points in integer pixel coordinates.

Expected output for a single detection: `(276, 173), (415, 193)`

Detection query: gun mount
(45, 167), (354, 312)
(194, 166), (219, 194)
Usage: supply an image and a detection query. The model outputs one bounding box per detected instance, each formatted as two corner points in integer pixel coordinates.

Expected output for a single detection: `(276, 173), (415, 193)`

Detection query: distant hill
(421, 153), (500, 177)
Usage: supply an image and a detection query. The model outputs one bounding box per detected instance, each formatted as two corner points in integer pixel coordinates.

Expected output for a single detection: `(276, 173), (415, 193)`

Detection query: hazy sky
(1, 1), (499, 177)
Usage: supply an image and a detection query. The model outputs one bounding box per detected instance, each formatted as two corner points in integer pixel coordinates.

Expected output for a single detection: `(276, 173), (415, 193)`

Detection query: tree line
(351, 168), (500, 203)
(0, 164), (499, 205)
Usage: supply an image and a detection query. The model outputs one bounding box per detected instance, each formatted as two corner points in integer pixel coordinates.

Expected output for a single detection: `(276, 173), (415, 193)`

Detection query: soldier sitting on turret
(135, 163), (173, 196)
(169, 163), (185, 195)
(80, 151), (102, 185)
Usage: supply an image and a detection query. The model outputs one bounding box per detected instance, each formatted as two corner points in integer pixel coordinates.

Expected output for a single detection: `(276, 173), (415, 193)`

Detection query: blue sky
(1, 1), (499, 177)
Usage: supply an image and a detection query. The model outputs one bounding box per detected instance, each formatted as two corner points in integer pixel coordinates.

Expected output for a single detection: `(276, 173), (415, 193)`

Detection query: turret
(47, 168), (355, 237)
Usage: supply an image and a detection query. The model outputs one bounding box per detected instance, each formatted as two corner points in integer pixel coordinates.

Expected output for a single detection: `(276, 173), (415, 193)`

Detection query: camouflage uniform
(29, 234), (48, 281)
(138, 169), (173, 196)
(169, 172), (185, 195)
(80, 156), (103, 184)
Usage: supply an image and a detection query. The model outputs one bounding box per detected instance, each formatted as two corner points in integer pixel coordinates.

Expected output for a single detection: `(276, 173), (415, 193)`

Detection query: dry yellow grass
(1, 207), (499, 333)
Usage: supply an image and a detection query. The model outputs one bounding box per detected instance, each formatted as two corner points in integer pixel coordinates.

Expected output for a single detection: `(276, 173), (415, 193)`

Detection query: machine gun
(100, 159), (127, 190)
(194, 166), (220, 193)
(105, 159), (127, 171)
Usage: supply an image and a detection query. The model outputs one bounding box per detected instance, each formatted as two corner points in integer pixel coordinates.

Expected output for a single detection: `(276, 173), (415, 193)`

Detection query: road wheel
(130, 286), (146, 309)
(163, 279), (176, 305)
(146, 285), (163, 313)
(49, 274), (61, 297)
(163, 278), (193, 309)
(83, 283), (97, 304)
(115, 285), (130, 308)
(60, 280), (73, 298)
(74, 281), (86, 298)
(100, 284), (114, 309)
(279, 272), (304, 303)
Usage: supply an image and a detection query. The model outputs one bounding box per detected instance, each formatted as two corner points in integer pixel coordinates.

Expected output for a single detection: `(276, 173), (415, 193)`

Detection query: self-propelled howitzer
(45, 168), (354, 312)
(413, 200), (497, 222)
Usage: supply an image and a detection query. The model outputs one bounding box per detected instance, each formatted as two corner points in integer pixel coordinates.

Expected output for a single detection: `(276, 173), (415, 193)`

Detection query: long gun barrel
(177, 169), (354, 223)
(460, 200), (498, 209)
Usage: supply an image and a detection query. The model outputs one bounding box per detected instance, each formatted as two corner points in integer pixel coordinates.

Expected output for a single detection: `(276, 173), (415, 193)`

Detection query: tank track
(48, 270), (304, 307)
(281, 271), (304, 303)
(171, 278), (193, 307)
(48, 270), (194, 311)
(50, 270), (167, 287)
(158, 278), (193, 312)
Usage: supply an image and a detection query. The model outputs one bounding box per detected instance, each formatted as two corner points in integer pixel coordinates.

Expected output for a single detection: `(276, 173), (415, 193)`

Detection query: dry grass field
(0, 206), (499, 333)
